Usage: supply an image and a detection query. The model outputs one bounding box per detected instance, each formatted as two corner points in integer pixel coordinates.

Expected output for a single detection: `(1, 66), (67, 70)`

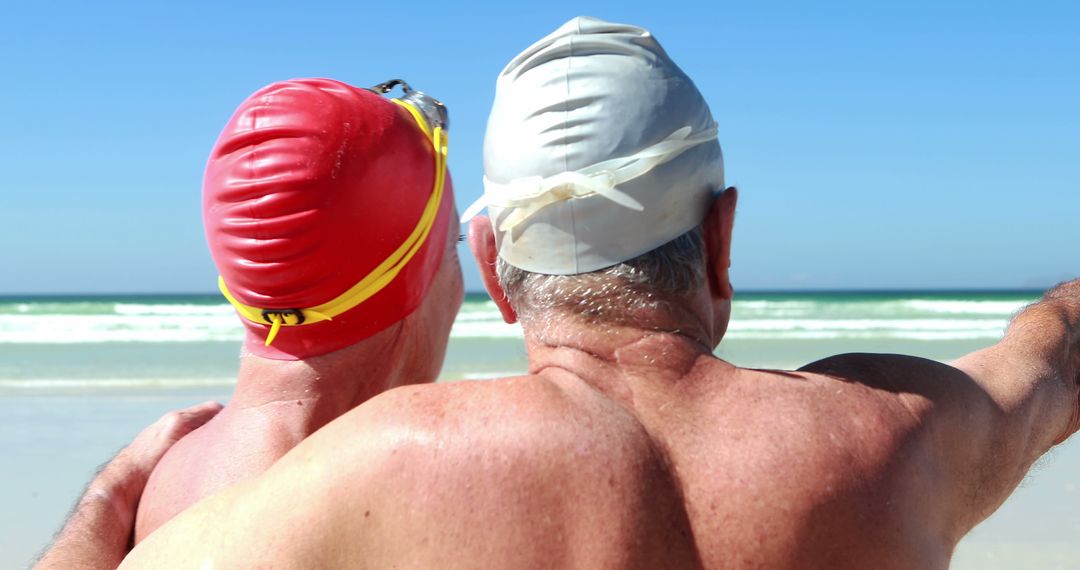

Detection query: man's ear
(704, 187), (737, 301)
(467, 215), (518, 324)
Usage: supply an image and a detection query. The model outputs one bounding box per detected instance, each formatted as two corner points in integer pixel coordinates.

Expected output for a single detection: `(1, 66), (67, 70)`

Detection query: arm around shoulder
(119, 387), (435, 569)
(34, 401), (222, 570)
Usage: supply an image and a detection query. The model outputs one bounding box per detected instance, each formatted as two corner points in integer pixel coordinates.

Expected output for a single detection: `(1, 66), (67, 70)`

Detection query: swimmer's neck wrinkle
(526, 327), (723, 405)
(530, 327), (712, 368)
(225, 322), (412, 429)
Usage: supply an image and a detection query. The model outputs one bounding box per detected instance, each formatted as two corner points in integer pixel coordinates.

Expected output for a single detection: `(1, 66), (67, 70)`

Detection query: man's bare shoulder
(646, 358), (962, 568)
(795, 353), (1008, 538)
(798, 352), (979, 399)
(315, 374), (593, 442)
(792, 352), (1003, 444)
(311, 373), (658, 486)
(703, 356), (942, 443)
(278, 374), (694, 568)
(687, 358), (948, 494)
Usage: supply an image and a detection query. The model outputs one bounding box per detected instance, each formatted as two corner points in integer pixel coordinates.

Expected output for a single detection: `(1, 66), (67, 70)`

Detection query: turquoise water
(0, 290), (1041, 393)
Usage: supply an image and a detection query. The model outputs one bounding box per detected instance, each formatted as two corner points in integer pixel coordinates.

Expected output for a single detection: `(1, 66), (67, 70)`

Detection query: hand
(34, 401), (223, 570)
(96, 400), (225, 525)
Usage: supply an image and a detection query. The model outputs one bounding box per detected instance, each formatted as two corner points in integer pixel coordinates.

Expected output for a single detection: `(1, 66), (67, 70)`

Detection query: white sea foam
(0, 296), (1031, 344)
(729, 318), (1005, 332)
(0, 311), (523, 343)
(452, 310), (506, 322)
(726, 318), (1006, 340)
(726, 330), (999, 341)
(113, 303), (236, 316)
(900, 300), (1030, 316)
(0, 314), (243, 343)
(0, 313), (1009, 343)
(450, 320), (523, 338)
(734, 301), (818, 310)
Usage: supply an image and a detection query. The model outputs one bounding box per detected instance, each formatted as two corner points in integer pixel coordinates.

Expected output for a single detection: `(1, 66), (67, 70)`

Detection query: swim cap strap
(461, 125), (717, 230)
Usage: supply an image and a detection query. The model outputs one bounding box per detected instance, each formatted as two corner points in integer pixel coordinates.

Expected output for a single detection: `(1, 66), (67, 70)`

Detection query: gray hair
(496, 227), (706, 325)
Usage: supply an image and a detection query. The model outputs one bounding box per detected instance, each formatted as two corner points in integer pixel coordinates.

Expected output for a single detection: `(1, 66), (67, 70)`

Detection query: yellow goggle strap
(218, 99), (448, 346)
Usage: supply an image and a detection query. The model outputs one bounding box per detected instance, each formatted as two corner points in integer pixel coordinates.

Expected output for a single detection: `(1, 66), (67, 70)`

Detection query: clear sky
(1, 0), (1076, 294)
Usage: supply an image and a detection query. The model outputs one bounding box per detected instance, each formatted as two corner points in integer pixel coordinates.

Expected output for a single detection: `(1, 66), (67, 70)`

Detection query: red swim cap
(203, 78), (453, 360)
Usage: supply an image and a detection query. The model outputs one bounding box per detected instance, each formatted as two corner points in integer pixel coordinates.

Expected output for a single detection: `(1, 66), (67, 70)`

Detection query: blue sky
(1, 0), (1076, 294)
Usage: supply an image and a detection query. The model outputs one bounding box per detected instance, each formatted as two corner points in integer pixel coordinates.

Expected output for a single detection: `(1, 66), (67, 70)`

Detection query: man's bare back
(122, 280), (1079, 569)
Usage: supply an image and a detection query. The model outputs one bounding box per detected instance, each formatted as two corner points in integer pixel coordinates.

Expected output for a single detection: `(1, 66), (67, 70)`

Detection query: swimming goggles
(368, 79), (449, 132)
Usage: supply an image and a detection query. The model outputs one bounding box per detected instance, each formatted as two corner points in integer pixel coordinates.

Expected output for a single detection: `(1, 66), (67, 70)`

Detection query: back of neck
(520, 305), (723, 398)
(228, 334), (405, 437)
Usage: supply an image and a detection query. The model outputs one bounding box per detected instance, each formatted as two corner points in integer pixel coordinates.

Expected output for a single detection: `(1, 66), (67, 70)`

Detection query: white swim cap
(461, 16), (724, 275)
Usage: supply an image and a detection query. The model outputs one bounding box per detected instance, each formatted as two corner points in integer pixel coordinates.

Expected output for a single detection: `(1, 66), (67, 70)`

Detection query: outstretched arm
(945, 280), (1080, 519)
(799, 279), (1080, 539)
(958, 279), (1080, 446)
(33, 401), (222, 570)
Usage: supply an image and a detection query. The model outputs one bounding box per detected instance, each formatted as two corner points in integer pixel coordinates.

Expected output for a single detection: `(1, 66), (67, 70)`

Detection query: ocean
(0, 290), (1039, 394)
(8, 289), (1080, 569)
